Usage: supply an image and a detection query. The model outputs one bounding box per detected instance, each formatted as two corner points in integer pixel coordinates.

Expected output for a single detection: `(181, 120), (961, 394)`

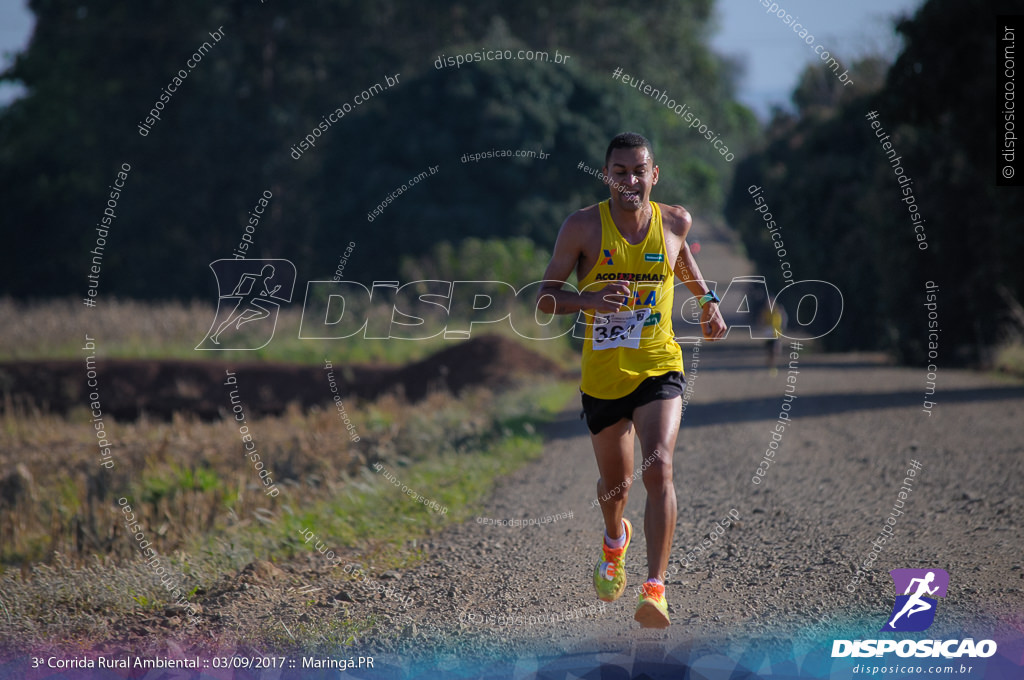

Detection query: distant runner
(537, 133), (727, 628)
(760, 295), (788, 375)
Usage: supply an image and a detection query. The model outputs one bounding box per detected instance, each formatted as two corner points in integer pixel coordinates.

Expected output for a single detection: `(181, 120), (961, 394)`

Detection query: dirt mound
(0, 335), (569, 420)
(395, 334), (566, 400)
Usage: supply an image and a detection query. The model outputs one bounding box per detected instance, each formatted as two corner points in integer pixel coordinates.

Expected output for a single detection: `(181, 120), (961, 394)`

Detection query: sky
(0, 0), (32, 104)
(0, 0), (924, 112)
(711, 0), (924, 116)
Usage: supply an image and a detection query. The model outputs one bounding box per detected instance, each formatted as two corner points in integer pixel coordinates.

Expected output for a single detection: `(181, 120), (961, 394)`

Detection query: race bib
(592, 308), (652, 350)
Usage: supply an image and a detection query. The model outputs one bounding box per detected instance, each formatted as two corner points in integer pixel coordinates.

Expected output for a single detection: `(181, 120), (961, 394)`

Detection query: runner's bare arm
(537, 213), (629, 315)
(662, 204), (727, 340)
(675, 241), (712, 295)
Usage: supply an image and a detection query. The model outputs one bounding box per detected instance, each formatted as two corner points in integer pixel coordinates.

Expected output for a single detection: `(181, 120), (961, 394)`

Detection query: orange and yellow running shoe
(593, 518), (632, 602)
(634, 580), (670, 628)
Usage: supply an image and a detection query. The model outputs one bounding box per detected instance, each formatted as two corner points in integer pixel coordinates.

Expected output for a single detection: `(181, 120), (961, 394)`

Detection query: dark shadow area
(678, 343), (896, 373)
(682, 385), (1024, 428)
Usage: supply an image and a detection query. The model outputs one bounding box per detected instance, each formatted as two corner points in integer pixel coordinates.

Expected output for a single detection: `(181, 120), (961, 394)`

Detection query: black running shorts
(580, 371), (685, 435)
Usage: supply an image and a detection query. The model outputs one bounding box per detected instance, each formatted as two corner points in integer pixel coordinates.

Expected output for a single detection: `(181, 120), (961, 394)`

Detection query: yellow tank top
(579, 200), (683, 399)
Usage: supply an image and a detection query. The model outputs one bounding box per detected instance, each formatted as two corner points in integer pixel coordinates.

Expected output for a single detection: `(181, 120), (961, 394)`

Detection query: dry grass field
(0, 298), (577, 648)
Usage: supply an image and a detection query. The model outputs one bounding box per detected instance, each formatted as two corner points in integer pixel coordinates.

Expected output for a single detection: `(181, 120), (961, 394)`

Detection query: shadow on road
(542, 343), (1024, 436)
(541, 382), (1024, 436)
(681, 385), (1024, 427)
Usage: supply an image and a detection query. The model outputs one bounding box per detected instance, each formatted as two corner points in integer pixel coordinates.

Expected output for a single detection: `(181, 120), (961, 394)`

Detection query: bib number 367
(592, 308), (652, 350)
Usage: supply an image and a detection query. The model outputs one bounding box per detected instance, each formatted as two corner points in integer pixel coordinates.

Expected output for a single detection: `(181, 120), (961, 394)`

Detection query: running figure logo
(196, 259), (296, 350)
(881, 568), (949, 632)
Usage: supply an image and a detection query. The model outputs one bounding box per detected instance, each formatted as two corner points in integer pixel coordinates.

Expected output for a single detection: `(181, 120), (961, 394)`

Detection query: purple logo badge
(881, 568), (949, 632)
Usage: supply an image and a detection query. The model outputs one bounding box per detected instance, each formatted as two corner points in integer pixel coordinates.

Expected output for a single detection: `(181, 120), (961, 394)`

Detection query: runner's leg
(592, 418), (635, 541)
(632, 396), (681, 581)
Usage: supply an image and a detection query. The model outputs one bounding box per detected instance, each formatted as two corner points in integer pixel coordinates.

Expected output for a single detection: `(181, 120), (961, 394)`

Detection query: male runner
(537, 133), (727, 628)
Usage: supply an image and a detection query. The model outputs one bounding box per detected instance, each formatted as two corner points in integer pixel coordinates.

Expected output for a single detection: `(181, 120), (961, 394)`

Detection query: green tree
(726, 0), (1024, 362)
(1, 0), (755, 300)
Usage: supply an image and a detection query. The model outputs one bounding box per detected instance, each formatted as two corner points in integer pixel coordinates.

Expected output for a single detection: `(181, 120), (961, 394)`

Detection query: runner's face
(603, 147), (658, 212)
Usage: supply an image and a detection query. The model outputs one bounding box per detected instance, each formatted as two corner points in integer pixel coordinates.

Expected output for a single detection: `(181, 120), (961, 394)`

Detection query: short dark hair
(605, 132), (654, 166)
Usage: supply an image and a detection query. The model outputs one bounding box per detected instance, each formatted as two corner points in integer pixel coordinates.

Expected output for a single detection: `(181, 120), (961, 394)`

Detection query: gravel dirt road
(335, 341), (1022, 675)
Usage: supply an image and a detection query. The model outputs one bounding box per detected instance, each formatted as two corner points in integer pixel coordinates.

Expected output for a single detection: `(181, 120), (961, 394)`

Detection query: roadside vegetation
(0, 295), (577, 368)
(0, 373), (576, 646)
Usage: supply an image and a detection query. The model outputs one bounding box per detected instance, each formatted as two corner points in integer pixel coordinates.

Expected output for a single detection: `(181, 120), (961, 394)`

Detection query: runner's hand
(587, 281), (631, 313)
(702, 303), (727, 340)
